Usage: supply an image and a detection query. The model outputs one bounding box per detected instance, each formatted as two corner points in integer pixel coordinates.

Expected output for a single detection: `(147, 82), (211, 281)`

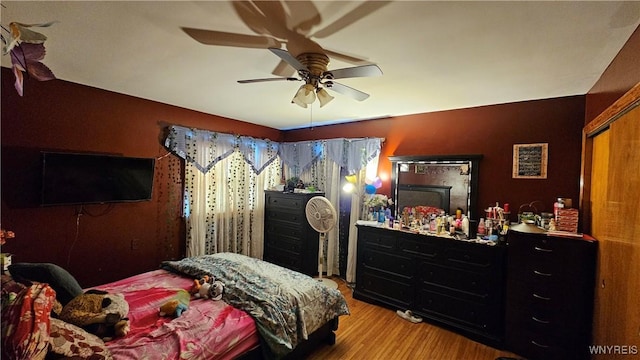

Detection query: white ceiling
(2, 1), (639, 130)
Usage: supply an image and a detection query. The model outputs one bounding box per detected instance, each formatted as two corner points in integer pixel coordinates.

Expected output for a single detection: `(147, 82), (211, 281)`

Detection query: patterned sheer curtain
(280, 138), (383, 280)
(345, 158), (380, 283)
(165, 126), (281, 259)
(165, 126), (382, 275)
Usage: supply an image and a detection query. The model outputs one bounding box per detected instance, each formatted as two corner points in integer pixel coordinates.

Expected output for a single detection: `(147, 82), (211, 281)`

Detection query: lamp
(316, 88), (334, 107)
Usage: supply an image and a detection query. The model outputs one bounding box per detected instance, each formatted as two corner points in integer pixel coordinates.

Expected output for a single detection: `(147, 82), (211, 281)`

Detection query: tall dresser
(505, 230), (597, 360)
(263, 191), (322, 276)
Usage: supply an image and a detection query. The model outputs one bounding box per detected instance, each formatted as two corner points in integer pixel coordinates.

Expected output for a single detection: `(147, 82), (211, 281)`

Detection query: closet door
(589, 102), (640, 359)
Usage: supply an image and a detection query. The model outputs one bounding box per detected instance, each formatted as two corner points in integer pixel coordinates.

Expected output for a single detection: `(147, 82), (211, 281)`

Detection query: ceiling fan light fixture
(316, 88), (334, 107)
(291, 93), (308, 108)
(294, 83), (316, 105)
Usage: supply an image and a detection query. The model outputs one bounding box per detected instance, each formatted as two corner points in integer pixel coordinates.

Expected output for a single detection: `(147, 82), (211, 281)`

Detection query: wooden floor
(306, 277), (522, 360)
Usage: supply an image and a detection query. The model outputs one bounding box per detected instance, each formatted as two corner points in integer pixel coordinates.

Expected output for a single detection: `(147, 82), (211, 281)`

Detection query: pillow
(48, 318), (113, 360)
(1, 283), (56, 360)
(8, 263), (82, 306)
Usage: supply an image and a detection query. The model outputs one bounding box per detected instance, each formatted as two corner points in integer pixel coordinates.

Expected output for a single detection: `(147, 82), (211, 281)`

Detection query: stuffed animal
(194, 280), (212, 299)
(209, 280), (224, 301)
(159, 289), (190, 317)
(59, 289), (130, 341)
(190, 275), (210, 295)
(192, 276), (225, 300)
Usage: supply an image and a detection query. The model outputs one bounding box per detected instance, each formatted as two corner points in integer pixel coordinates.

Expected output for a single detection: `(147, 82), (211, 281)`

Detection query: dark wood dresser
(354, 224), (506, 347)
(263, 191), (322, 276)
(505, 231), (597, 360)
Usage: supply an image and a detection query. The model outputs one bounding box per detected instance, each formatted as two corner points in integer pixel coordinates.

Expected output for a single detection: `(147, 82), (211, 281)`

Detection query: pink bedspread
(93, 269), (259, 360)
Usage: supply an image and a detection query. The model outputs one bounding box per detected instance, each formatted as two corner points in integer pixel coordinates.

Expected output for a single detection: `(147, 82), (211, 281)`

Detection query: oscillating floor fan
(305, 196), (339, 289)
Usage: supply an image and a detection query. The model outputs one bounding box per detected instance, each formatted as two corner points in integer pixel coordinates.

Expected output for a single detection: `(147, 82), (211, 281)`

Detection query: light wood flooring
(306, 277), (522, 360)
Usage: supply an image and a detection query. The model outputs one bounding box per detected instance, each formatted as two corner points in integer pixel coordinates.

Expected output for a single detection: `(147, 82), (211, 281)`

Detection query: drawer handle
(533, 270), (552, 277)
(534, 246), (553, 253)
(532, 316), (550, 324)
(533, 293), (551, 301)
(531, 340), (550, 348)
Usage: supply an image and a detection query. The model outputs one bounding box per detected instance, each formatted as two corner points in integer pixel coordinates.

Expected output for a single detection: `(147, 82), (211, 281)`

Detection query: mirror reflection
(390, 155), (482, 220)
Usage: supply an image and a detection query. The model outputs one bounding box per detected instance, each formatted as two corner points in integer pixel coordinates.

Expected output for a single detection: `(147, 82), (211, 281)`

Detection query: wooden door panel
(590, 103), (640, 359)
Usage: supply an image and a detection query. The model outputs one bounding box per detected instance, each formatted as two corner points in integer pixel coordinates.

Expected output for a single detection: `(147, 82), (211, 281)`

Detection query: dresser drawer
(359, 228), (396, 251)
(509, 260), (565, 285)
(265, 232), (302, 254)
(444, 246), (494, 271)
(505, 326), (588, 360)
(357, 271), (414, 308)
(398, 238), (439, 260)
(418, 262), (492, 301)
(361, 248), (414, 278)
(416, 287), (498, 332)
(265, 209), (305, 224)
(266, 194), (306, 209)
(266, 221), (303, 238)
(509, 259), (593, 290)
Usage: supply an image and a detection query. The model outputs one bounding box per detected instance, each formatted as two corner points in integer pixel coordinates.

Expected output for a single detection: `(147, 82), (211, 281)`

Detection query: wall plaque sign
(513, 143), (548, 179)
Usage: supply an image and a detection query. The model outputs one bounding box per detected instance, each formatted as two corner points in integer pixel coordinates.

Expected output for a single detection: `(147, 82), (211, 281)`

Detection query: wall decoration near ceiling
(1, 20), (57, 96)
(512, 143), (548, 179)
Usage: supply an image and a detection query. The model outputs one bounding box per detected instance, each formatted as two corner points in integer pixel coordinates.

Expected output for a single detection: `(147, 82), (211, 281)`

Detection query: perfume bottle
(477, 218), (486, 236)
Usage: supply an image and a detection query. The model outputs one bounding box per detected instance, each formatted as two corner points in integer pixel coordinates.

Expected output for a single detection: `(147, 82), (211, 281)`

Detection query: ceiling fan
(238, 47), (382, 108)
(181, 1), (391, 76)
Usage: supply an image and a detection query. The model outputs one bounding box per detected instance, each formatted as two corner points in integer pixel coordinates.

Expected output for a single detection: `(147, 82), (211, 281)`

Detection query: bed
(1, 253), (350, 360)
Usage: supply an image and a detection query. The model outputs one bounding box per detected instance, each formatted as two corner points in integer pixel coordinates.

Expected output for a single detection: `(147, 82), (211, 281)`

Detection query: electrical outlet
(131, 238), (139, 250)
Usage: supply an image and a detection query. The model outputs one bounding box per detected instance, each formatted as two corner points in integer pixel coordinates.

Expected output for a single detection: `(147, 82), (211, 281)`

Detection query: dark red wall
(1, 69), (281, 287)
(284, 97), (586, 222)
(586, 25), (640, 123)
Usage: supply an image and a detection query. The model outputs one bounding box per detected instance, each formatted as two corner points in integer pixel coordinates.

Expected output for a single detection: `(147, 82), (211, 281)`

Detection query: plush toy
(194, 280), (212, 299)
(209, 280), (224, 301)
(190, 275), (210, 295)
(192, 276), (225, 300)
(159, 289), (190, 317)
(59, 289), (130, 341)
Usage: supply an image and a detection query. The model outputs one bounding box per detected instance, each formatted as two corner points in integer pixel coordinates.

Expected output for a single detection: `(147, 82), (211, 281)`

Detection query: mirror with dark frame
(390, 155), (482, 221)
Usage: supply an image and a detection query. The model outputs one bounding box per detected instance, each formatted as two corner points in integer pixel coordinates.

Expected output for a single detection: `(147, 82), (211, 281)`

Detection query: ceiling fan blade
(238, 77), (299, 84)
(287, 1), (322, 36)
(324, 64), (383, 80)
(269, 48), (307, 72)
(324, 81), (370, 101)
(311, 1), (392, 39)
(324, 49), (371, 66)
(233, 1), (290, 40)
(272, 60), (297, 77)
(181, 27), (281, 48)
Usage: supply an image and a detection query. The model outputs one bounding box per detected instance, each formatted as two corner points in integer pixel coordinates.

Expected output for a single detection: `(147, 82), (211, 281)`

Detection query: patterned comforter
(161, 253), (350, 358)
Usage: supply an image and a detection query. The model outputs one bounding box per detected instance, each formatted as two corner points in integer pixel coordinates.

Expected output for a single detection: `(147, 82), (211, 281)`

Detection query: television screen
(41, 152), (155, 206)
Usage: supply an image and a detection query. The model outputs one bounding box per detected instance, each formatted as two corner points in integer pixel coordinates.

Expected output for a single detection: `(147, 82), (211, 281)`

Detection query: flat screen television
(41, 152), (155, 206)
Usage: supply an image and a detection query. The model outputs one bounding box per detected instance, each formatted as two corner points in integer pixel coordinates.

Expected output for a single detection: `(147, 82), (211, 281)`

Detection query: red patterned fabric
(1, 282), (56, 360)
